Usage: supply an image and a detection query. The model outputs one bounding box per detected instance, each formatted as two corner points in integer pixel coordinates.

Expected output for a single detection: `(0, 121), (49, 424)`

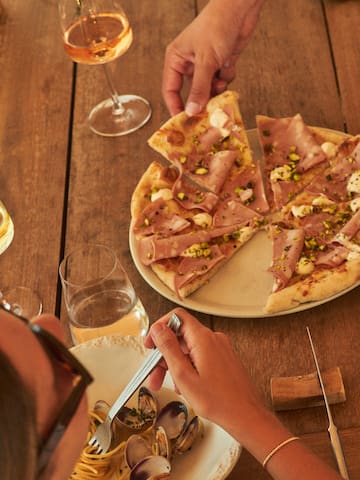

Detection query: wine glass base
(88, 94), (151, 137)
(3, 286), (43, 318)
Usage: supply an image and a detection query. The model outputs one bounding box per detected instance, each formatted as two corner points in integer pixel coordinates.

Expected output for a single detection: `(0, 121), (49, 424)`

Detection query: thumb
(184, 63), (215, 116)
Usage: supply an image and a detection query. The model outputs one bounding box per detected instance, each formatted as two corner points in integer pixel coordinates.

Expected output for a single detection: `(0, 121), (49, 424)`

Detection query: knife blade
(306, 326), (349, 480)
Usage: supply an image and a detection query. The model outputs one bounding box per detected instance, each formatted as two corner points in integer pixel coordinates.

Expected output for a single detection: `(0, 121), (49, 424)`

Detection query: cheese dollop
(209, 108), (231, 137)
(350, 197), (360, 212)
(291, 205), (313, 218)
(312, 194), (335, 207)
(192, 213), (212, 228)
(347, 170), (360, 194)
(295, 257), (315, 275)
(321, 141), (337, 158)
(151, 188), (173, 202)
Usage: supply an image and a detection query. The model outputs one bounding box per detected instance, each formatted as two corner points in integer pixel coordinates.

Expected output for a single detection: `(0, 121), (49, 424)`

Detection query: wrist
(225, 403), (293, 464)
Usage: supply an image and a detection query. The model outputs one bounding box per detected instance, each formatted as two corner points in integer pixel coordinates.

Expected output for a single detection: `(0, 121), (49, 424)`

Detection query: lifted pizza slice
(148, 90), (255, 194)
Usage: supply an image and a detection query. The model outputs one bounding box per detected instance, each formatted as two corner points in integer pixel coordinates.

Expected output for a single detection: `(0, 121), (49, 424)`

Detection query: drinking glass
(58, 0), (151, 137)
(59, 244), (149, 345)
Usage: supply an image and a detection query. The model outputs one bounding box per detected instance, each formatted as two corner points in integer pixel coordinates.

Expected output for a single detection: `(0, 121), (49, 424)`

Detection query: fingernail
(185, 101), (201, 116)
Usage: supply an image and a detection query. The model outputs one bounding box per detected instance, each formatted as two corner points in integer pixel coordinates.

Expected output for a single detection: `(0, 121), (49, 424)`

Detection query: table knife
(306, 327), (349, 480)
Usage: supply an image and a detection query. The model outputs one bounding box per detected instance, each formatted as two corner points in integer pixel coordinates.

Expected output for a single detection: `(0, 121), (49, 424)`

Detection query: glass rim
(59, 243), (121, 289)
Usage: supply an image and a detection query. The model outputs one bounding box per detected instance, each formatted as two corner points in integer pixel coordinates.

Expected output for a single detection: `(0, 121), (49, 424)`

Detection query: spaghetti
(70, 411), (130, 480)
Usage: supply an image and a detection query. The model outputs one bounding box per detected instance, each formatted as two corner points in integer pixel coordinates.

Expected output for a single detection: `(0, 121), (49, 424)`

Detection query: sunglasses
(0, 305), (93, 474)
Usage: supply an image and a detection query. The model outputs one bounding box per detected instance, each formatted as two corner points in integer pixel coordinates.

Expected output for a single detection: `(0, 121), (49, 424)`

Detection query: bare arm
(162, 0), (265, 116)
(144, 308), (341, 480)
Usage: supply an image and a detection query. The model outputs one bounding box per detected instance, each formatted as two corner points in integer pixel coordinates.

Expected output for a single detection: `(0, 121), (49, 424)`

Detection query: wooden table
(1, 0), (359, 478)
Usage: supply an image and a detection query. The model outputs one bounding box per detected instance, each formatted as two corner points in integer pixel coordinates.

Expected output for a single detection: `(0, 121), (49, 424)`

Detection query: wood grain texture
(1, 0), (359, 477)
(0, 0), (72, 312)
(271, 366), (346, 411)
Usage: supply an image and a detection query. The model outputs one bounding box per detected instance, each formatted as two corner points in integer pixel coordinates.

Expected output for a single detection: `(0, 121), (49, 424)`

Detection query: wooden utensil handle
(271, 366), (346, 411)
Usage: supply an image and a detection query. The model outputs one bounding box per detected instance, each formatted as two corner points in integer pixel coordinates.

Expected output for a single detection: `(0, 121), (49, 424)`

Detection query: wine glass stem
(102, 63), (125, 115)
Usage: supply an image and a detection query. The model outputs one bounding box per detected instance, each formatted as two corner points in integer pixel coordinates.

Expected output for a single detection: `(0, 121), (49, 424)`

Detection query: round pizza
(131, 90), (360, 314)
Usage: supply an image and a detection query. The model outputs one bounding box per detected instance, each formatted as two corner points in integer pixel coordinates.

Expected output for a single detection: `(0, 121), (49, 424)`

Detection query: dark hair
(0, 349), (37, 479)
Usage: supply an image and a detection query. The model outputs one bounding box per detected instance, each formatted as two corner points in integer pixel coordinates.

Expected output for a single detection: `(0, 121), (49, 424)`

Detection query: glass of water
(59, 243), (149, 345)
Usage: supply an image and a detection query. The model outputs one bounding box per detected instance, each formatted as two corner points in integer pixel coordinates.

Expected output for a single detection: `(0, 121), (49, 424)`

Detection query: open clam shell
(153, 425), (172, 459)
(155, 401), (188, 440)
(117, 386), (158, 430)
(173, 416), (203, 454)
(125, 434), (153, 469)
(129, 455), (171, 480)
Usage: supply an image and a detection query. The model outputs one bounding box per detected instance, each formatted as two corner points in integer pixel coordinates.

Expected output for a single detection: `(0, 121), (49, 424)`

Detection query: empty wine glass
(58, 0), (151, 137)
(0, 287), (43, 319)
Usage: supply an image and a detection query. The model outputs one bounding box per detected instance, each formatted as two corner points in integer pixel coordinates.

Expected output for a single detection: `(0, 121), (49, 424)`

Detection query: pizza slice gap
(131, 161), (264, 299)
(256, 113), (347, 211)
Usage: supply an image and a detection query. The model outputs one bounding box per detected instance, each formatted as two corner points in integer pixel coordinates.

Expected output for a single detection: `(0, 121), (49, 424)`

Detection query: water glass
(59, 244), (149, 345)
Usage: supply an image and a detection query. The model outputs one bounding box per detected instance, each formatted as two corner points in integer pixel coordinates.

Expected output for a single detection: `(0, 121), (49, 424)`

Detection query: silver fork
(88, 312), (182, 454)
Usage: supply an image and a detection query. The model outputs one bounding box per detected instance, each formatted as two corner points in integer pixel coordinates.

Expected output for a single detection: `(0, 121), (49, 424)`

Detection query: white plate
(129, 129), (360, 318)
(72, 335), (241, 480)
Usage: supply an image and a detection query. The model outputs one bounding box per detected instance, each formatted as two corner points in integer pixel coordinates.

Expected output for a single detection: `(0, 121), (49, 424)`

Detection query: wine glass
(58, 0), (151, 137)
(0, 287), (43, 319)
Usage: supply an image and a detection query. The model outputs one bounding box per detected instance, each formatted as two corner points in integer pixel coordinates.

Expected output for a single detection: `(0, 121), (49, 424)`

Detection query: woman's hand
(144, 308), (264, 435)
(162, 0), (265, 116)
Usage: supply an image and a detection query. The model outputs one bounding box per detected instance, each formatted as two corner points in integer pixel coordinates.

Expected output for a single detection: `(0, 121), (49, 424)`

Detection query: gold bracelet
(262, 436), (300, 469)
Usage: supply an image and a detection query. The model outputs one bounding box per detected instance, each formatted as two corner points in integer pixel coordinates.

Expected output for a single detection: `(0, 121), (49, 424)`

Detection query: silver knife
(306, 326), (349, 480)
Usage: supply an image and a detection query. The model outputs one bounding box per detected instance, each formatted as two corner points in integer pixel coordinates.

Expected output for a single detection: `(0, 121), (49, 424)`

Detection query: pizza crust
(265, 256), (360, 313)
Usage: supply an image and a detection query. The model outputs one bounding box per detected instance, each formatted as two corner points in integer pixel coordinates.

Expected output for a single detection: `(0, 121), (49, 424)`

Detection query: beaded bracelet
(262, 436), (300, 469)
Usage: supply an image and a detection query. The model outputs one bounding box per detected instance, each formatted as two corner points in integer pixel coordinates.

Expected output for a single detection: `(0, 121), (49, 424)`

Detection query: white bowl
(71, 335), (241, 480)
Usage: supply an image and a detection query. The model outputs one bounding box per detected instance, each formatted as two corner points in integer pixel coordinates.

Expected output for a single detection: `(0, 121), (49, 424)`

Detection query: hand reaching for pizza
(162, 0), (265, 116)
(145, 308), (342, 479)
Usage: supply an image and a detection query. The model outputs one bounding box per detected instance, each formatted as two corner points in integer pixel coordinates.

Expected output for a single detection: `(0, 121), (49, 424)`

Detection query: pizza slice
(131, 161), (264, 299)
(256, 113), (346, 210)
(264, 137), (360, 313)
(148, 90), (255, 194)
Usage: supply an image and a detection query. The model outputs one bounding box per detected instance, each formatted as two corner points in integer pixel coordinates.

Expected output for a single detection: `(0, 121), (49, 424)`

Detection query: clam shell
(155, 401), (188, 440)
(125, 434), (153, 469)
(129, 455), (171, 480)
(173, 416), (202, 454)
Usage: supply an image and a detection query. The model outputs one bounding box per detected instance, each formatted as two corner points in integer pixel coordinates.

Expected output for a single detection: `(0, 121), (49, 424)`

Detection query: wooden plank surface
(0, 0), (72, 312)
(1, 0), (359, 478)
(324, 0), (360, 135)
